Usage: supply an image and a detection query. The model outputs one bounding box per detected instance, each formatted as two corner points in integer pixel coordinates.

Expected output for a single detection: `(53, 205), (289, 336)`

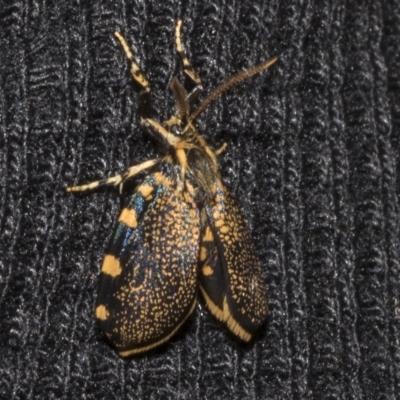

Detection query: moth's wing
(199, 183), (268, 341)
(95, 170), (200, 356)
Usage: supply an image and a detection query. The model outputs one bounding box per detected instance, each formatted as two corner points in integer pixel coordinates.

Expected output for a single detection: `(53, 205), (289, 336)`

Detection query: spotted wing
(95, 169), (200, 356)
(199, 183), (268, 341)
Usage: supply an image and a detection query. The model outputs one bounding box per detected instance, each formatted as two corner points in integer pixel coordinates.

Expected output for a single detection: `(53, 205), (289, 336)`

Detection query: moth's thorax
(164, 124), (220, 205)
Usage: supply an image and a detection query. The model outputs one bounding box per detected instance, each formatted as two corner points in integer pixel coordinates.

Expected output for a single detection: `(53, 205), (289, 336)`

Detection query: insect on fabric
(67, 20), (277, 356)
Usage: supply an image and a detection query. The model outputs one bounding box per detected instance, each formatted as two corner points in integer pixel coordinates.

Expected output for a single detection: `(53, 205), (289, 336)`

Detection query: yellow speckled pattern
(96, 170), (200, 355)
(204, 182), (268, 337)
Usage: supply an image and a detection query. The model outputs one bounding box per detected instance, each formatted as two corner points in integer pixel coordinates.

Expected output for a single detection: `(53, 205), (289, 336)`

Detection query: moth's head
(141, 77), (198, 151)
(139, 75), (199, 152)
(164, 114), (195, 142)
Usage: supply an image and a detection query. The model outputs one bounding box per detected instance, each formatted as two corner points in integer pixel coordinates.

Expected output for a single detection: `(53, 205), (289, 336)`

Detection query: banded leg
(175, 20), (203, 104)
(67, 159), (159, 193)
(114, 31), (151, 119)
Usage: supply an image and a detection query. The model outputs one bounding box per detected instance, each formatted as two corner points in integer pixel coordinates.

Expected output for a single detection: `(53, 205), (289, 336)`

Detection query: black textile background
(1, 1), (400, 399)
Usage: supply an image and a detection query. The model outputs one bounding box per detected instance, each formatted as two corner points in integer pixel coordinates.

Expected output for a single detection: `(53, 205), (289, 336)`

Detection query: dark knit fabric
(1, 1), (400, 399)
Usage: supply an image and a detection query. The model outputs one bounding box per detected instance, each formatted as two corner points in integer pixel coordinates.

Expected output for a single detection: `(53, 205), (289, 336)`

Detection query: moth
(67, 20), (277, 356)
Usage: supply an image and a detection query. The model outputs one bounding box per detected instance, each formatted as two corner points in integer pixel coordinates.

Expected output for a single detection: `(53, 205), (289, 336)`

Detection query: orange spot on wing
(138, 184), (154, 199)
(202, 265), (214, 276)
(102, 254), (122, 277)
(118, 208), (138, 228)
(203, 226), (214, 242)
(96, 305), (109, 321)
(200, 246), (207, 261)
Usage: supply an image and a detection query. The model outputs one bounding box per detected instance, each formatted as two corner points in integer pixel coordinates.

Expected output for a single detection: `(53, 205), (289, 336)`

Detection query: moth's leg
(175, 19), (203, 105)
(67, 159), (159, 193)
(114, 31), (151, 119)
(67, 35), (158, 194)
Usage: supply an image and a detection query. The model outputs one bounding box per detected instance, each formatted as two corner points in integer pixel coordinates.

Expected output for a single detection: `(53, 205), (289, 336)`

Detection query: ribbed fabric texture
(1, 1), (400, 399)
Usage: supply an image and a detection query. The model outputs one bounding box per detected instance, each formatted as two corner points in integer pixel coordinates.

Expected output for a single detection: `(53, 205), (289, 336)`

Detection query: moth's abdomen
(95, 170), (200, 356)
